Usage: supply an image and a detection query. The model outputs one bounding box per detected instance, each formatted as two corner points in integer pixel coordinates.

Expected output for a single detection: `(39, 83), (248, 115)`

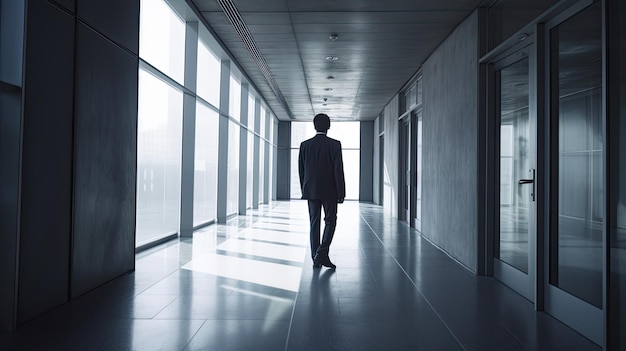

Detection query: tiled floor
(0, 201), (600, 350)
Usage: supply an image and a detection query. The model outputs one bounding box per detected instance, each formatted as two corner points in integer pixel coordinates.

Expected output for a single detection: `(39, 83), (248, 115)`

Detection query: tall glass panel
(136, 68), (183, 246)
(498, 58), (530, 273)
(327, 122), (359, 148)
(196, 40), (221, 107)
(258, 107), (266, 204)
(229, 75), (241, 122)
(611, 0), (626, 348)
(139, 0), (185, 83)
(268, 117), (275, 201)
(415, 113), (423, 229)
(291, 122), (317, 198)
(246, 94), (255, 209)
(342, 150), (360, 200)
(193, 102), (218, 226)
(227, 120), (240, 215)
(550, 2), (603, 307)
(328, 122), (360, 200)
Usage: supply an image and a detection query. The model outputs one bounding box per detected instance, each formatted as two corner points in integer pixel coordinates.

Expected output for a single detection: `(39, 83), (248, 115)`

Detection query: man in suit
(298, 113), (346, 269)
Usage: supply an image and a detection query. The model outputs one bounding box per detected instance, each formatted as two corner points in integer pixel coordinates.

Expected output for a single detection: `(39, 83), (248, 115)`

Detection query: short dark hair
(313, 113), (330, 132)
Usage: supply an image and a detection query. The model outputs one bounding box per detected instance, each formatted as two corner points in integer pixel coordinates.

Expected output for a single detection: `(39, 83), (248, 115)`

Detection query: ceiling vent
(217, 0), (294, 119)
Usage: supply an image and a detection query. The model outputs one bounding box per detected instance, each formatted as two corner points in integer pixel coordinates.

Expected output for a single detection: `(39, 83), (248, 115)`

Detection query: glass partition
(196, 40), (221, 107)
(229, 75), (241, 122)
(227, 120), (240, 215)
(136, 68), (183, 246)
(139, 0), (185, 83)
(246, 94), (255, 209)
(549, 1), (603, 308)
(193, 102), (218, 226)
(610, 0), (626, 348)
(498, 58), (530, 273)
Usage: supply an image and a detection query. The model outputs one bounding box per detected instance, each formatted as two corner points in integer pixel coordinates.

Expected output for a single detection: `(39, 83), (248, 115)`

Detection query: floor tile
(0, 201), (601, 351)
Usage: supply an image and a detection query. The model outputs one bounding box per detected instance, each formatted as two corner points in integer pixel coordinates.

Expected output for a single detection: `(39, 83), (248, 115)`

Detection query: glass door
(493, 49), (536, 302)
(413, 111), (422, 231)
(399, 118), (410, 222)
(545, 1), (603, 345)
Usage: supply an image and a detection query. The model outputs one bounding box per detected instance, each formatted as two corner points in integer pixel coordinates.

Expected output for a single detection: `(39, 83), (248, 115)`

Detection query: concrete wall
(422, 11), (479, 272)
(276, 121), (291, 200)
(17, 0), (75, 324)
(373, 117), (380, 205)
(360, 121), (374, 202)
(71, 17), (138, 298)
(1, 0), (140, 329)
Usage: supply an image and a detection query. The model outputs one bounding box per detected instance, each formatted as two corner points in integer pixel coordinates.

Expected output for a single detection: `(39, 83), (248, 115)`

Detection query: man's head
(313, 113), (331, 132)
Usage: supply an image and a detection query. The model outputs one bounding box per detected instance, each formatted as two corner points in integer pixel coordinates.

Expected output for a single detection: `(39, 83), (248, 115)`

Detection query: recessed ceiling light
(329, 33), (338, 41)
(325, 56), (339, 61)
(325, 76), (335, 80)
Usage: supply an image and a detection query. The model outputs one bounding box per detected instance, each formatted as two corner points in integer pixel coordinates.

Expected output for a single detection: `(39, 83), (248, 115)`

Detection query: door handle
(518, 169), (536, 201)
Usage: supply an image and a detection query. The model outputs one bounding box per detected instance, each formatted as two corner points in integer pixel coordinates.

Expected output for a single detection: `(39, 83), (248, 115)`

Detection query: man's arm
(334, 141), (346, 203)
(298, 143), (305, 191)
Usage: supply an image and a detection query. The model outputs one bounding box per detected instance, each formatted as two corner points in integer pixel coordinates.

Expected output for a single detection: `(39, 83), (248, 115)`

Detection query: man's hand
(337, 198), (344, 204)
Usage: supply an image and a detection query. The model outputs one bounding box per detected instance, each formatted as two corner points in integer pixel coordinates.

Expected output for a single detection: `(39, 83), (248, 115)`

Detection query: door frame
(489, 43), (538, 303)
(482, 0), (606, 347)
(398, 115), (411, 223)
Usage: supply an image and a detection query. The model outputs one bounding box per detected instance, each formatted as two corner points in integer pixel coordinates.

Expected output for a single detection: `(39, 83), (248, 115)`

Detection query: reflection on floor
(0, 201), (600, 350)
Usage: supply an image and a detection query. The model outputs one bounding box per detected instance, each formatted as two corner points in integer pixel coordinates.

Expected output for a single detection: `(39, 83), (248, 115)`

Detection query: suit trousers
(307, 199), (337, 259)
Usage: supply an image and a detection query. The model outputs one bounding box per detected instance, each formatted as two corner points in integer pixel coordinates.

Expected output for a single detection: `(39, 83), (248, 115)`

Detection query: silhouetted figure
(298, 113), (346, 269)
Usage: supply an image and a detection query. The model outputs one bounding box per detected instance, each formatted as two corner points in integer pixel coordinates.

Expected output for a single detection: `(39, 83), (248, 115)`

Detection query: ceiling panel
(190, 0), (521, 121)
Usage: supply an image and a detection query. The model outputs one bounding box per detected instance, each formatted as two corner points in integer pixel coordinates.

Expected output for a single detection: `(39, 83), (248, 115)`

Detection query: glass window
(269, 117), (275, 200)
(611, 0), (626, 348)
(229, 75), (241, 122)
(260, 106), (266, 139)
(136, 68), (183, 246)
(247, 94), (255, 130)
(407, 84), (416, 110)
(327, 122), (360, 149)
(259, 139), (265, 204)
(139, 0), (185, 83)
(246, 94), (255, 209)
(498, 58), (530, 273)
(227, 120), (240, 214)
(193, 101), (218, 226)
(342, 149), (360, 200)
(291, 121), (316, 148)
(258, 107), (266, 204)
(196, 40), (221, 107)
(417, 76), (423, 106)
(550, 1), (603, 307)
(290, 150), (301, 199)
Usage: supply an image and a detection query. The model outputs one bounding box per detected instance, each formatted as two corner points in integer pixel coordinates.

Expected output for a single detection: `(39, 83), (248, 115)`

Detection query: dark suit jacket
(298, 133), (346, 201)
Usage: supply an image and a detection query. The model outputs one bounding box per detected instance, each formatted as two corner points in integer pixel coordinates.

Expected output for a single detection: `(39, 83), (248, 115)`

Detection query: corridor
(0, 201), (598, 350)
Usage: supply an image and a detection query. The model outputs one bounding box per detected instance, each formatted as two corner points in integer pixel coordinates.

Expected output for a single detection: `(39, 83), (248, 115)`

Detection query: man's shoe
(316, 256), (336, 269)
